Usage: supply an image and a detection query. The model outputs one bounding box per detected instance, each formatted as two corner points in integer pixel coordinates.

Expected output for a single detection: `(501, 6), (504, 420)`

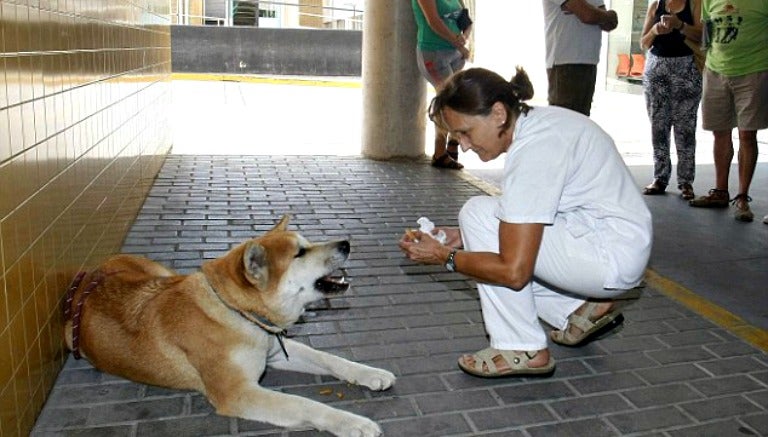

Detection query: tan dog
(63, 216), (396, 437)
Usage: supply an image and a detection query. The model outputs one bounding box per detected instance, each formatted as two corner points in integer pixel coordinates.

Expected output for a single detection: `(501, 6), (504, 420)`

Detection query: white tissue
(417, 217), (447, 244)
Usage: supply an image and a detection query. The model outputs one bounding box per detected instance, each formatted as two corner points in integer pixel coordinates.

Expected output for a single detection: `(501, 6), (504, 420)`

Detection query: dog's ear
(268, 215), (291, 233)
(243, 242), (269, 290)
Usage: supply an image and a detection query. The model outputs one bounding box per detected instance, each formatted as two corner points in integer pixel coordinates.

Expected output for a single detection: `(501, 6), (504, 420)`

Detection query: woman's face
(442, 102), (513, 162)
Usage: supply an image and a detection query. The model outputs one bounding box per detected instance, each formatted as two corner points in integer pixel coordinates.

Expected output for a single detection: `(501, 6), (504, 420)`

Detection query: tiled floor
(32, 155), (768, 436)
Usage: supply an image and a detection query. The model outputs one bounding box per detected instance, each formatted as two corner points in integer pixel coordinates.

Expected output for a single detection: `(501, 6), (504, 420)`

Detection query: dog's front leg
(213, 383), (383, 437)
(269, 338), (396, 391)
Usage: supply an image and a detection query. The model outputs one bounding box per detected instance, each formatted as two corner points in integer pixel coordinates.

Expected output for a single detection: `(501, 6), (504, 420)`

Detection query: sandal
(679, 183), (694, 200)
(550, 301), (624, 347)
(431, 153), (463, 170)
(642, 180), (667, 195)
(457, 347), (555, 378)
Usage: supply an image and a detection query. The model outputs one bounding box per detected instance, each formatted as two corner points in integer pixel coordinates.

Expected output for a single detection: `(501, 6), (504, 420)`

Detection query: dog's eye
(295, 247), (307, 258)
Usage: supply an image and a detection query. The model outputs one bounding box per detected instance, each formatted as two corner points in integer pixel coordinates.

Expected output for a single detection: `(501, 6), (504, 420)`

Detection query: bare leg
(736, 129), (758, 196)
(713, 130), (734, 191)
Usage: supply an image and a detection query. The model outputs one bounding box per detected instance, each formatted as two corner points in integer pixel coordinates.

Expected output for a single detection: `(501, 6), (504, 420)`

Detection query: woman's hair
(428, 67), (534, 135)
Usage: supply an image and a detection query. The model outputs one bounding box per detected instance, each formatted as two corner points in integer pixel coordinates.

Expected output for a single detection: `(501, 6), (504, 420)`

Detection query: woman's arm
(399, 222), (544, 291)
(415, 0), (466, 49)
(562, 0), (618, 31)
(456, 222), (543, 290)
(680, 0), (703, 43)
(640, 1), (667, 50)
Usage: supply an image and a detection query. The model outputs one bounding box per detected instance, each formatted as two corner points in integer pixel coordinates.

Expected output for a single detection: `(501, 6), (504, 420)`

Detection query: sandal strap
(470, 348), (538, 373)
(731, 193), (752, 203)
(565, 302), (600, 333)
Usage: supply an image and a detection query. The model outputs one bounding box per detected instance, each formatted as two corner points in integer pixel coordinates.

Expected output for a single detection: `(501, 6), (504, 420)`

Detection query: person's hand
(601, 9), (618, 31)
(653, 20), (673, 35)
(660, 14), (683, 31)
(398, 230), (449, 265)
(458, 45), (470, 59)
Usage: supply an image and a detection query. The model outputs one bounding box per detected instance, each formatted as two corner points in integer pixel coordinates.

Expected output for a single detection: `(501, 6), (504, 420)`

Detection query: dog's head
(202, 215), (350, 327)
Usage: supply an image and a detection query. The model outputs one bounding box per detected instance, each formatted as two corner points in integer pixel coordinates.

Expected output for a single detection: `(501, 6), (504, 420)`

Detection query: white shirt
(543, 0), (604, 68)
(496, 106), (652, 290)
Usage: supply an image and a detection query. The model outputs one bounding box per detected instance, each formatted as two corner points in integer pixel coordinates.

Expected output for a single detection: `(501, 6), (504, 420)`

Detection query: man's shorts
(547, 64), (598, 117)
(416, 48), (465, 88)
(702, 68), (768, 132)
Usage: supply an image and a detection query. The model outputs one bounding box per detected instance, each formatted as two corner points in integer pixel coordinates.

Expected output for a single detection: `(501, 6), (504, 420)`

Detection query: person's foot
(731, 194), (754, 222)
(642, 180), (667, 195)
(431, 153), (463, 170)
(689, 188), (730, 208)
(763, 214), (768, 225)
(550, 300), (624, 346)
(678, 183), (694, 200)
(457, 347), (554, 377)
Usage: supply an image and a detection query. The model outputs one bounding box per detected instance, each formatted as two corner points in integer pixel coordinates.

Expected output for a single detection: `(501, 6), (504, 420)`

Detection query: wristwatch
(444, 249), (458, 272)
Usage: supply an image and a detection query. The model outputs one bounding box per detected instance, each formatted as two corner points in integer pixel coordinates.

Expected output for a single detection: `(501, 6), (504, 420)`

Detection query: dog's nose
(338, 240), (350, 255)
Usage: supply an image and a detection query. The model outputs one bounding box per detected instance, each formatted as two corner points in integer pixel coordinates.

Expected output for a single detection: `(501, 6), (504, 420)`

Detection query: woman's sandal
(457, 347), (555, 378)
(550, 301), (625, 347)
(431, 153), (463, 170)
(642, 180), (667, 195)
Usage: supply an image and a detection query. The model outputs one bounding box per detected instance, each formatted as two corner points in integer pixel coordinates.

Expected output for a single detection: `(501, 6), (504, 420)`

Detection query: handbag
(456, 8), (472, 32)
(683, 0), (705, 72)
(684, 37), (706, 72)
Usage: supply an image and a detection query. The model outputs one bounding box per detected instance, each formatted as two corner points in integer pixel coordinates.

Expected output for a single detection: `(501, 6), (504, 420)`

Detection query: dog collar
(205, 276), (290, 360)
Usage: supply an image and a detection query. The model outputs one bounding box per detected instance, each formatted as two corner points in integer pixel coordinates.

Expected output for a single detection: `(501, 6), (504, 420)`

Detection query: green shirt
(412, 0), (464, 51)
(702, 0), (768, 75)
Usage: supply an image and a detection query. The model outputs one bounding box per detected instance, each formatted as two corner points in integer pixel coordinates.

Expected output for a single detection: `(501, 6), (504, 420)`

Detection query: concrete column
(361, 0), (426, 159)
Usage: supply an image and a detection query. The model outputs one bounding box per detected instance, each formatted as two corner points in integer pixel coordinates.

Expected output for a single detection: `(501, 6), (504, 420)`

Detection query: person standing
(399, 68), (652, 377)
(412, 0), (471, 170)
(542, 0), (619, 116)
(689, 0), (768, 223)
(639, 0), (703, 200)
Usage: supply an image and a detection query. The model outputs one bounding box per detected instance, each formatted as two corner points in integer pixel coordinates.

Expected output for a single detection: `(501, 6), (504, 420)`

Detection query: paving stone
(678, 394), (761, 421)
(569, 371), (647, 395)
(136, 415), (232, 436)
(468, 404), (555, 431)
(606, 406), (692, 433)
(526, 418), (619, 437)
(380, 413), (473, 436)
(690, 374), (765, 397)
(495, 380), (575, 405)
(634, 363), (710, 385)
(666, 419), (762, 437)
(622, 383), (703, 408)
(549, 393), (633, 419)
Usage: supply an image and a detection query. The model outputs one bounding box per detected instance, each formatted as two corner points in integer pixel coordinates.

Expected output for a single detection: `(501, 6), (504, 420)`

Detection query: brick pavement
(32, 155), (768, 436)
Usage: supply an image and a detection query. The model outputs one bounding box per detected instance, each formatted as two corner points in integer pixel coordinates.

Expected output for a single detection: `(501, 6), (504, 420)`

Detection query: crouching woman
(399, 67), (652, 377)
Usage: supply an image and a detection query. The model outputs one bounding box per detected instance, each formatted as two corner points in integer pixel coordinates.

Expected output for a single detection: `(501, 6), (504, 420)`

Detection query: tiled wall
(0, 1), (172, 435)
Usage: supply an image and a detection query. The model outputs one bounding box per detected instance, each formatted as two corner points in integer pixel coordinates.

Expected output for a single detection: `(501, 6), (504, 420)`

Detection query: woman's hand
(399, 230), (451, 265)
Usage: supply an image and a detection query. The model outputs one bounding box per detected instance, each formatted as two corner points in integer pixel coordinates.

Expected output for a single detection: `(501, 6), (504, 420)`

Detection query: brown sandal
(431, 153), (463, 170)
(642, 180), (667, 195)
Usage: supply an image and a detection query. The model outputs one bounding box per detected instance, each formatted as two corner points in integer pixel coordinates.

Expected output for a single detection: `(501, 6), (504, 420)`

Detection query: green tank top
(412, 0), (464, 51)
(703, 0), (768, 75)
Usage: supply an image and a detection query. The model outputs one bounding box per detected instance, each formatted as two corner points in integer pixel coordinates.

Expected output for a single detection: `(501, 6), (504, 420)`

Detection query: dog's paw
(329, 414), (382, 437)
(352, 367), (396, 391)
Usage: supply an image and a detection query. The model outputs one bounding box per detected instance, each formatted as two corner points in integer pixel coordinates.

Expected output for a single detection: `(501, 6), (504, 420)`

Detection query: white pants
(459, 196), (627, 351)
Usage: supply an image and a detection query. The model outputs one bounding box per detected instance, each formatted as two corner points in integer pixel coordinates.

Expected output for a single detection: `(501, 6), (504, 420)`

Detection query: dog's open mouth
(315, 268), (349, 293)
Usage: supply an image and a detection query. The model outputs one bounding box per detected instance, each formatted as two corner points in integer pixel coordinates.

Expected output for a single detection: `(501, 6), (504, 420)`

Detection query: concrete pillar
(361, 0), (426, 159)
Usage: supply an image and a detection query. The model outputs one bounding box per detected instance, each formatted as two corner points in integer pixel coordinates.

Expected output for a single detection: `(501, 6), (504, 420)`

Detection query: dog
(63, 215), (396, 437)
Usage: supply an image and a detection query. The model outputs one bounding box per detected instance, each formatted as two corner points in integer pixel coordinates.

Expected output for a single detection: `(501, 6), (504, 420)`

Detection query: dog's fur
(64, 216), (395, 437)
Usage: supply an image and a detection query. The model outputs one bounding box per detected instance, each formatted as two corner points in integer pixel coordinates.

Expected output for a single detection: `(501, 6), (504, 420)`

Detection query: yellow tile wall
(0, 1), (172, 435)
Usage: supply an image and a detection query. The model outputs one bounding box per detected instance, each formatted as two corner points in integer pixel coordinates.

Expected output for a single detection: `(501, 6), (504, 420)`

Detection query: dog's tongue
(316, 269), (349, 293)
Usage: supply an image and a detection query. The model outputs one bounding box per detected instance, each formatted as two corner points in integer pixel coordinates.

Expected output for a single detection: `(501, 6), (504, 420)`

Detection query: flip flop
(457, 347), (555, 378)
(550, 302), (624, 347)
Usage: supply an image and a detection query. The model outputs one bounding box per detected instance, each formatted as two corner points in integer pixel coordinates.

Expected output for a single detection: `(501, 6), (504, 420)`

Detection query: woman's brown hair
(428, 67), (534, 135)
